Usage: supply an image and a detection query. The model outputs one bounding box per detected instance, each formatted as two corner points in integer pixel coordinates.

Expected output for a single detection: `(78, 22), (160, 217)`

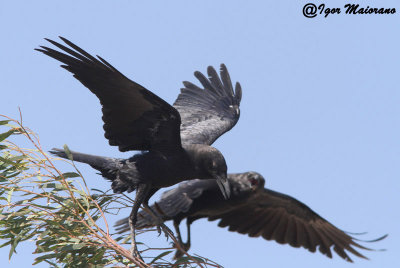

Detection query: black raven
(36, 37), (242, 259)
(115, 172), (386, 262)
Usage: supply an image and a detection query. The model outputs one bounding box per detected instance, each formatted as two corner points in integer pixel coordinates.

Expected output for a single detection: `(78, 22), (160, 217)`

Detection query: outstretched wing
(115, 179), (216, 232)
(173, 64), (242, 145)
(36, 37), (181, 152)
(208, 188), (383, 262)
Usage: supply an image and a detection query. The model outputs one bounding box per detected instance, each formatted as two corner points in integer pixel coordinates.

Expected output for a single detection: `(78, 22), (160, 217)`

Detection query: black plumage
(115, 172), (386, 262)
(36, 37), (242, 259)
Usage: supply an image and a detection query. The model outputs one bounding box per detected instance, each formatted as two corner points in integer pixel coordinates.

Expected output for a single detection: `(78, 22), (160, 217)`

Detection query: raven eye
(207, 160), (217, 170)
(208, 160), (217, 169)
(250, 177), (258, 186)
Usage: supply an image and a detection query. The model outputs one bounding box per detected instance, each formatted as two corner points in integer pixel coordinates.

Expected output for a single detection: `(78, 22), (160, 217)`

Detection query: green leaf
(174, 256), (205, 264)
(63, 144), (73, 161)
(81, 196), (90, 209)
(150, 250), (172, 264)
(13, 208), (32, 217)
(8, 155), (27, 162)
(9, 237), (20, 260)
(72, 243), (85, 250)
(0, 240), (12, 249)
(0, 157), (14, 166)
(0, 120), (10, 126)
(43, 259), (59, 267)
(90, 248), (106, 262)
(61, 172), (80, 179)
(0, 129), (15, 142)
(32, 253), (58, 265)
(40, 183), (69, 191)
(0, 155), (27, 167)
(32, 204), (57, 210)
(7, 188), (14, 203)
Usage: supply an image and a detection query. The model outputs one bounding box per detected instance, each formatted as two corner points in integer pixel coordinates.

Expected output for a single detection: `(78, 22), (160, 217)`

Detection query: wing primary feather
(318, 226), (366, 261)
(220, 64), (234, 97)
(58, 36), (101, 63)
(174, 64), (241, 145)
(312, 227), (333, 258)
(248, 210), (277, 237)
(194, 71), (220, 96)
(218, 211), (240, 228)
(323, 227), (370, 259)
(38, 37), (183, 152)
(283, 217), (297, 247)
(43, 38), (95, 63)
(303, 225), (318, 252)
(227, 212), (252, 232)
(235, 82), (242, 103)
(96, 55), (124, 75)
(207, 66), (224, 94)
(271, 214), (289, 244)
(36, 46), (83, 68)
(295, 221), (311, 250)
(333, 246), (353, 262)
(182, 81), (203, 91)
(237, 211), (267, 234)
(261, 209), (284, 240)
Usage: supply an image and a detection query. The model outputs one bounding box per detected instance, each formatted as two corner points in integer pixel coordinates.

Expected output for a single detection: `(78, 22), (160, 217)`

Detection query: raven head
(243, 171), (265, 191)
(228, 171), (265, 197)
(187, 145), (230, 199)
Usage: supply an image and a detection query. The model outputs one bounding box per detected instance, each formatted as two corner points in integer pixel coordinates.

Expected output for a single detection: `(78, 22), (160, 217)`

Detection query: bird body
(51, 144), (227, 192)
(116, 172), (256, 230)
(36, 36), (242, 259)
(115, 172), (386, 262)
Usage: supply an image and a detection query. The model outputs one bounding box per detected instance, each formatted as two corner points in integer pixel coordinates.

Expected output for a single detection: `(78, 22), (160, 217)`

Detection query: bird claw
(155, 222), (171, 240)
(150, 215), (171, 240)
(130, 246), (144, 262)
(172, 242), (190, 260)
(174, 250), (184, 260)
(156, 225), (162, 236)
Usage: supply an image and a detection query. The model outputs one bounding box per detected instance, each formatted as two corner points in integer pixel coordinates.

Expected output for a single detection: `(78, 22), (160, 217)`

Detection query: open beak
(216, 175), (231, 199)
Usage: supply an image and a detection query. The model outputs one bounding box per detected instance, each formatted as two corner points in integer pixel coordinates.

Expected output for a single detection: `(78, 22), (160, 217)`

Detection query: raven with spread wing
(115, 172), (386, 262)
(36, 37), (242, 259)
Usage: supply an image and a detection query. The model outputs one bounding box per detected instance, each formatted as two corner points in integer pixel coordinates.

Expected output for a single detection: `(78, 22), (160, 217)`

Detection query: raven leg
(129, 184), (151, 261)
(173, 219), (192, 259)
(184, 219), (192, 251)
(173, 220), (184, 246)
(143, 202), (174, 239)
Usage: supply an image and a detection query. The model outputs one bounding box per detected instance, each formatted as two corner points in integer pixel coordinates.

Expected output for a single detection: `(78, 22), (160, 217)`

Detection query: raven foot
(143, 203), (174, 240)
(173, 242), (190, 259)
(156, 221), (174, 240)
(130, 245), (144, 262)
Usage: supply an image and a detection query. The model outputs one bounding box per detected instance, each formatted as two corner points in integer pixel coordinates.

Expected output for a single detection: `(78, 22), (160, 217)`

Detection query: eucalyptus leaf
(0, 129), (14, 142)
(7, 188), (14, 203)
(150, 250), (173, 264)
(63, 144), (73, 161)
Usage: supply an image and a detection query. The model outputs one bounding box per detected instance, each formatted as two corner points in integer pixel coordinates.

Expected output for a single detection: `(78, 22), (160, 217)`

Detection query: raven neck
(181, 144), (215, 180)
(182, 144), (214, 162)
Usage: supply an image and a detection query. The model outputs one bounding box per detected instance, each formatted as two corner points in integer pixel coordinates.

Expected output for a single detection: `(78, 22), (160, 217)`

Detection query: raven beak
(216, 175), (231, 199)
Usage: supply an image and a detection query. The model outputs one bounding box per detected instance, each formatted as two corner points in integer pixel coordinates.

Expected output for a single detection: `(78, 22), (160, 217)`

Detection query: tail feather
(50, 148), (139, 194)
(114, 206), (164, 233)
(50, 148), (114, 171)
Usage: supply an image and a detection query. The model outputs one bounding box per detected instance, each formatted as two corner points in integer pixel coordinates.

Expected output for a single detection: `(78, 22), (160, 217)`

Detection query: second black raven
(36, 37), (242, 259)
(115, 172), (386, 262)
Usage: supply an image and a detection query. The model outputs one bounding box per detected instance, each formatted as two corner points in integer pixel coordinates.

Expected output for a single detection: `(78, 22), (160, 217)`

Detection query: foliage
(0, 114), (221, 268)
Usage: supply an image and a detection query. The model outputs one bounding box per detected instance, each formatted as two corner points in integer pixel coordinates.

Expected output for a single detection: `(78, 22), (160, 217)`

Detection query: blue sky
(1, 0), (399, 267)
